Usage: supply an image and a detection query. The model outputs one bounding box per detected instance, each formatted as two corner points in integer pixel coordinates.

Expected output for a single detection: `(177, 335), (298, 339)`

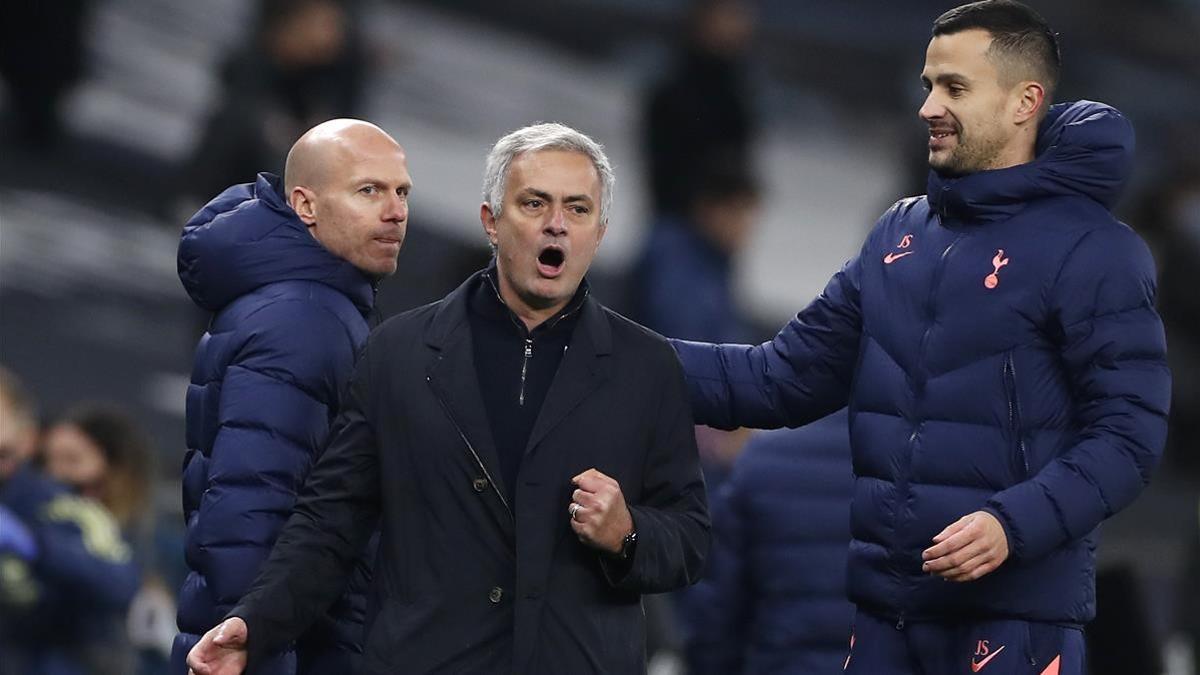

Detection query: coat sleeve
(191, 300), (357, 618)
(986, 225), (1171, 562)
(671, 254), (864, 430)
(601, 344), (710, 594)
(681, 474), (750, 675)
(229, 342), (382, 660)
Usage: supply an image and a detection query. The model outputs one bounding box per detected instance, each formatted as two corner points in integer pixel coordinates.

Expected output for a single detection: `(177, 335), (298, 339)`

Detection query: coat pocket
(1002, 352), (1029, 481)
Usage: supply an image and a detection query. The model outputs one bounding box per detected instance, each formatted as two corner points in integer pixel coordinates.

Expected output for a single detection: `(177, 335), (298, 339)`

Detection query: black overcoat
(233, 271), (710, 674)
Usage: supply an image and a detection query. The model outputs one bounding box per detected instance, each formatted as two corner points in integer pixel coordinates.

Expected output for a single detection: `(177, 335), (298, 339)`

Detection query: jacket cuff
(599, 509), (640, 589)
(224, 604), (276, 669)
(985, 481), (1065, 563)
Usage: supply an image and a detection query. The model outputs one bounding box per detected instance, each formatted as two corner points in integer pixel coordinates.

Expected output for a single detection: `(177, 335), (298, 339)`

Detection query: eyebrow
(353, 176), (412, 188)
(923, 72), (972, 85)
(520, 188), (594, 205)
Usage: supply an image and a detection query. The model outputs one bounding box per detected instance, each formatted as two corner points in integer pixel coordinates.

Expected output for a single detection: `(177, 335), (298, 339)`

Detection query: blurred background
(0, 1), (1197, 673)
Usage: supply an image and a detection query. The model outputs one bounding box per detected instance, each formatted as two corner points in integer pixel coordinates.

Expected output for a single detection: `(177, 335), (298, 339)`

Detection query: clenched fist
(568, 468), (633, 555)
(186, 616), (248, 675)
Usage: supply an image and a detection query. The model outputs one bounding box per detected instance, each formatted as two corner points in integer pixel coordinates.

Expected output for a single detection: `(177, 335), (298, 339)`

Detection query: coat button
(472, 478), (488, 493)
(488, 586), (504, 604)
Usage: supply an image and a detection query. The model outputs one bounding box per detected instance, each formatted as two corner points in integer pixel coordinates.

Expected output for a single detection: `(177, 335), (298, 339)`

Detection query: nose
(544, 206), (567, 235)
(919, 91), (944, 123)
(383, 193), (408, 223)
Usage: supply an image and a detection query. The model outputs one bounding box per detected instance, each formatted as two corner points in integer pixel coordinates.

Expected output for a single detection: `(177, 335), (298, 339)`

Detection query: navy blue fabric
(633, 214), (758, 345)
(171, 173), (376, 674)
(0, 465), (140, 675)
(673, 101), (1170, 625)
(843, 610), (1086, 675)
(682, 410), (855, 675)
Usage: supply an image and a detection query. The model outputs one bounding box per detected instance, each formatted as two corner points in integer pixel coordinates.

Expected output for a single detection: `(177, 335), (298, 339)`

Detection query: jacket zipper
(428, 375), (513, 520)
(486, 272), (588, 407)
(519, 339), (532, 406)
(895, 234), (963, 629)
(1003, 353), (1029, 478)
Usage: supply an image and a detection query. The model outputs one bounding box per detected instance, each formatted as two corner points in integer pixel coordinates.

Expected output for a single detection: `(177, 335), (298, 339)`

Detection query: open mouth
(537, 246), (566, 277)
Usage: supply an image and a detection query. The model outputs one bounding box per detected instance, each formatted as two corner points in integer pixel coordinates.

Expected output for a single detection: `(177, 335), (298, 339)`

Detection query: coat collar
(925, 100), (1134, 224)
(424, 266), (610, 355)
(423, 267), (612, 506)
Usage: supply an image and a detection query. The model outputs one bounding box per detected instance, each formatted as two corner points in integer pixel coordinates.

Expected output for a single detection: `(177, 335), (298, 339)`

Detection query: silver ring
(569, 503), (581, 520)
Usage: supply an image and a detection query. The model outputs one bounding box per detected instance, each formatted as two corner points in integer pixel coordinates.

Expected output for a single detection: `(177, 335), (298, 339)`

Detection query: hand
(569, 468), (633, 555)
(921, 511), (1009, 582)
(186, 617), (248, 675)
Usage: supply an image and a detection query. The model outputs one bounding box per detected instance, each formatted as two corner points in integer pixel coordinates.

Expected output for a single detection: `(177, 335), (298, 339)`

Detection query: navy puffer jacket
(171, 173), (376, 673)
(674, 101), (1170, 625)
(682, 411), (855, 674)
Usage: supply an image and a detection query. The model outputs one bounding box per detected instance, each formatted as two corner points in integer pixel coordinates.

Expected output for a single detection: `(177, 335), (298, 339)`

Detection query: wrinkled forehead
(507, 149), (600, 197)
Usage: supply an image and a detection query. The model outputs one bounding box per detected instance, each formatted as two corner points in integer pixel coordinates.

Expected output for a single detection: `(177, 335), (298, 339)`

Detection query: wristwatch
(616, 529), (638, 561)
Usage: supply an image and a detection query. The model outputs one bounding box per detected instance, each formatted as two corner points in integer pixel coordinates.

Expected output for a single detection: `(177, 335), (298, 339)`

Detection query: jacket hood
(927, 100), (1135, 222)
(177, 173), (375, 313)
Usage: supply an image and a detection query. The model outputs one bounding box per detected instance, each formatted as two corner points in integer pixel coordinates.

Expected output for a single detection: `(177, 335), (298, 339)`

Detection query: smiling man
(185, 123), (709, 675)
(670, 2), (1169, 674)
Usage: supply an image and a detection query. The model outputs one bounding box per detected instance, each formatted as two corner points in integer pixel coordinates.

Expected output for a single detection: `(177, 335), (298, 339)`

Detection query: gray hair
(482, 122), (615, 224)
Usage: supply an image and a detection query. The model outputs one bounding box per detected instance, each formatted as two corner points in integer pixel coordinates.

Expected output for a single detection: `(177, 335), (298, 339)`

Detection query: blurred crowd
(1, 0), (1198, 674)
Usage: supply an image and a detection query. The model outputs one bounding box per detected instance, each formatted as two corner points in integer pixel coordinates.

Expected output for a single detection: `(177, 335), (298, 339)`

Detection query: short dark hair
(933, 0), (1061, 101)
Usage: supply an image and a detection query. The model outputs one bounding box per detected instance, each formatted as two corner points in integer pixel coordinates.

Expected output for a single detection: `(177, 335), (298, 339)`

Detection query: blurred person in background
(177, 0), (366, 211)
(634, 155), (762, 347)
(185, 122), (708, 675)
(682, 410), (855, 675)
(41, 405), (179, 675)
(644, 0), (758, 218)
(171, 118), (411, 675)
(631, 156), (764, 672)
(0, 2), (93, 149)
(0, 366), (140, 675)
(633, 155), (765, 488)
(671, 2), (1170, 673)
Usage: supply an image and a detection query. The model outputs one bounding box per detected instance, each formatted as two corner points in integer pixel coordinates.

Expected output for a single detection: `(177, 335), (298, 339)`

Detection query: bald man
(171, 119), (412, 675)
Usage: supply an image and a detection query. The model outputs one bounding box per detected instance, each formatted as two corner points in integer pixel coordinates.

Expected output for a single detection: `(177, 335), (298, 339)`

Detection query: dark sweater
(468, 264), (587, 504)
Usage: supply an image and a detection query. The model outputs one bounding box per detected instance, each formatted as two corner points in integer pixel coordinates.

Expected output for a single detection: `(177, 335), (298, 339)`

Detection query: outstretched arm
(672, 254), (863, 430)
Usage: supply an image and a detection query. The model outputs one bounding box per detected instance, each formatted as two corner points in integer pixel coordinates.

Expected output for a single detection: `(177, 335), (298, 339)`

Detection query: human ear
(290, 187), (318, 226)
(1013, 81), (1045, 125)
(480, 203), (499, 247)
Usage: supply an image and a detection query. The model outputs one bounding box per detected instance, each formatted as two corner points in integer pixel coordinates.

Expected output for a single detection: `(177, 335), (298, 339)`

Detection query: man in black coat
(186, 122), (711, 675)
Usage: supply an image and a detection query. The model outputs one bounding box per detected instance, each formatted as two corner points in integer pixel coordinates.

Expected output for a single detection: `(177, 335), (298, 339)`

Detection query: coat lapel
(524, 300), (612, 456)
(424, 273), (512, 513)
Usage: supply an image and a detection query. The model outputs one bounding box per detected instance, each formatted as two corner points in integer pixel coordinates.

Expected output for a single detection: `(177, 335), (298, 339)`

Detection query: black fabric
(467, 263), (587, 504)
(229, 268), (710, 674)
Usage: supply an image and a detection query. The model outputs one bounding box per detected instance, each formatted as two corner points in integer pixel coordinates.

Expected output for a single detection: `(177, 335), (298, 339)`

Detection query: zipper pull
(518, 338), (533, 407)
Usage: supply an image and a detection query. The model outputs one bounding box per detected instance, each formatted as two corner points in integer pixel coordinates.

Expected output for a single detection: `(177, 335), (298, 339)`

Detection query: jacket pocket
(1002, 352), (1029, 480)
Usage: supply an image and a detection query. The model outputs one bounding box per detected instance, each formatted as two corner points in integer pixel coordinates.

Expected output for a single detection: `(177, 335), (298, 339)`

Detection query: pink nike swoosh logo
(971, 645), (1006, 672)
(883, 251), (915, 264)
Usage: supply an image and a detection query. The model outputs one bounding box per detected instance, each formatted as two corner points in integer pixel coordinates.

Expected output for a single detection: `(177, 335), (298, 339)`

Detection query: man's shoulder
(1018, 198), (1147, 268)
(225, 280), (364, 325)
(598, 303), (678, 361)
(370, 299), (445, 342)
